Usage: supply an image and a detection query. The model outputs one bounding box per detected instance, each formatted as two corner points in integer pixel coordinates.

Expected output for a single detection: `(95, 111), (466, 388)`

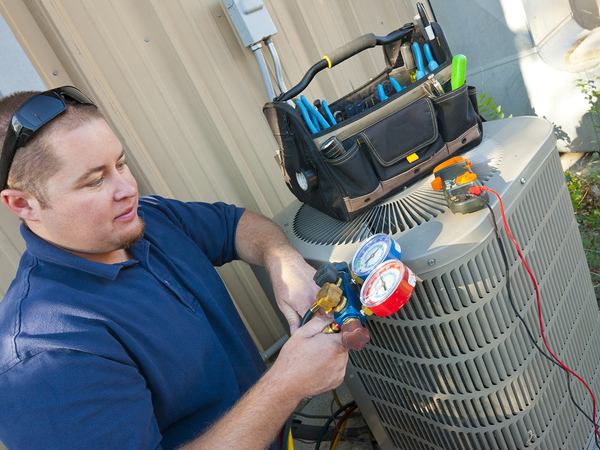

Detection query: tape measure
(360, 259), (416, 316)
(296, 166), (317, 193)
(351, 233), (402, 278)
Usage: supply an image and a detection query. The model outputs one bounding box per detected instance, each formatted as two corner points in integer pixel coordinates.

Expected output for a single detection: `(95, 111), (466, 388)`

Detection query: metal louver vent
(293, 139), (503, 245)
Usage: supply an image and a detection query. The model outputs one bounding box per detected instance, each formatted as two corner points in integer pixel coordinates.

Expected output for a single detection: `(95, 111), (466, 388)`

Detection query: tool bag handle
(328, 33), (377, 68)
(276, 24), (414, 102)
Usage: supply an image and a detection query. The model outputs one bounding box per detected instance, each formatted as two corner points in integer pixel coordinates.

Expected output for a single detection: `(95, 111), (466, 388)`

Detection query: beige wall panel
(0, 0), (416, 351)
(0, 213), (23, 298)
(0, 0), (70, 88)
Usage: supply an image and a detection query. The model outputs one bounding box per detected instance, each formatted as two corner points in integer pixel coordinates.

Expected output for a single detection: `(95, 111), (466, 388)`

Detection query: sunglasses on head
(0, 86), (96, 190)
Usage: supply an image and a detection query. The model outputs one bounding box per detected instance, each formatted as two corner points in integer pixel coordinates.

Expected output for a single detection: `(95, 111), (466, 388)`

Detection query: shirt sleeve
(138, 195), (245, 266)
(0, 350), (163, 450)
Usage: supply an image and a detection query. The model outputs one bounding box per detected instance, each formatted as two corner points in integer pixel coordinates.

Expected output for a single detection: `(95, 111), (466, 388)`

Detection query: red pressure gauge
(360, 259), (416, 316)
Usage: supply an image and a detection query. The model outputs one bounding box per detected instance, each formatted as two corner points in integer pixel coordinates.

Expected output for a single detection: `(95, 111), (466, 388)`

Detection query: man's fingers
(296, 314), (336, 336)
(287, 314), (301, 335)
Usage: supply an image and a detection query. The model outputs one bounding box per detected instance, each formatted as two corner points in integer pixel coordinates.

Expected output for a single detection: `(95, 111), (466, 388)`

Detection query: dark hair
(0, 90), (104, 207)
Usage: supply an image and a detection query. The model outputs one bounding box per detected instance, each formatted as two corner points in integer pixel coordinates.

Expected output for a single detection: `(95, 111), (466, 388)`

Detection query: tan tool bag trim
(342, 185), (384, 213)
(446, 124), (481, 154)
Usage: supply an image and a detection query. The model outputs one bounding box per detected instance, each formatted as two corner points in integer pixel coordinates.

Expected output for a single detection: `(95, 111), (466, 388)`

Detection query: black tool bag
(263, 22), (482, 222)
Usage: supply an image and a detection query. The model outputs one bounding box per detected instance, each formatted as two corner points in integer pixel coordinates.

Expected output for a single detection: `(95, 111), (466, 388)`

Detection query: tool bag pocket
(352, 97), (443, 181)
(323, 141), (380, 199)
(432, 82), (482, 153)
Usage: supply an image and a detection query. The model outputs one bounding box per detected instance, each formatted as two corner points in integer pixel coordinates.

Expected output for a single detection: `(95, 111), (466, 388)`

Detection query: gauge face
(352, 234), (392, 277)
(360, 259), (415, 316)
(296, 171), (308, 191)
(362, 266), (402, 307)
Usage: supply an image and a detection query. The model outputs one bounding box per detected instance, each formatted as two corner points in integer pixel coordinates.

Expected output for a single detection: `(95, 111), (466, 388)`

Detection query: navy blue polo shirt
(0, 196), (269, 450)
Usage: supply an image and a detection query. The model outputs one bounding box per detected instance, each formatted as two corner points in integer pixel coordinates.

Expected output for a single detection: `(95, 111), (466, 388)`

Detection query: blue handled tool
(308, 110), (320, 131)
(389, 77), (403, 93)
(301, 95), (330, 130)
(377, 84), (388, 101)
(321, 100), (336, 126)
(451, 54), (467, 90)
(412, 42), (426, 81)
(423, 44), (438, 71)
(296, 99), (318, 134)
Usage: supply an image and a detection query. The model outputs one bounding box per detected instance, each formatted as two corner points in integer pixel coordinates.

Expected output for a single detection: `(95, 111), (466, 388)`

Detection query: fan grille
(293, 138), (503, 245)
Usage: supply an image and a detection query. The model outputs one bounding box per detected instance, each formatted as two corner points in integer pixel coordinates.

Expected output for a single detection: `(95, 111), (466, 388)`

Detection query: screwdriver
(451, 54), (467, 90)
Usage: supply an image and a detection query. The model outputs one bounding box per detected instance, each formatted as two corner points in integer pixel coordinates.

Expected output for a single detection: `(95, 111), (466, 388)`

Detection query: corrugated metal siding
(0, 0), (415, 351)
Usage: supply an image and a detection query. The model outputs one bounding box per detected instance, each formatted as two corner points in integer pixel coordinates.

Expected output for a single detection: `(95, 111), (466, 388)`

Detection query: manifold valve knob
(341, 319), (370, 351)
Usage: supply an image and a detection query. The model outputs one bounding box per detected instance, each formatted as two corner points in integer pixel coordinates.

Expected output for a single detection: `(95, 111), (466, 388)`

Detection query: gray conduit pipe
(265, 38), (287, 94)
(251, 43), (276, 102)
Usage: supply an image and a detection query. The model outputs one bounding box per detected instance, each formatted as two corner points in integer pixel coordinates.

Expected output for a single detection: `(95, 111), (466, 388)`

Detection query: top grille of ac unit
(292, 140), (502, 246)
(269, 117), (600, 450)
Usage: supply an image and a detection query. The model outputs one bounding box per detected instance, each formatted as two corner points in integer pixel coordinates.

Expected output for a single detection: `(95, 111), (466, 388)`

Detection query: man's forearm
(234, 209), (319, 331)
(180, 368), (297, 450)
(180, 316), (349, 450)
(235, 209), (299, 269)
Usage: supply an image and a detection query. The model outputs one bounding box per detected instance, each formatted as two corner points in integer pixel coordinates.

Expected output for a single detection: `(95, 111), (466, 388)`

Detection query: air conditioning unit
(262, 116), (600, 450)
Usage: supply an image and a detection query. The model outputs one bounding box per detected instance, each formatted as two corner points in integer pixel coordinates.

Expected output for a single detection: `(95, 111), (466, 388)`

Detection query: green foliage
(478, 92), (513, 121)
(575, 77), (600, 146)
(565, 152), (600, 305)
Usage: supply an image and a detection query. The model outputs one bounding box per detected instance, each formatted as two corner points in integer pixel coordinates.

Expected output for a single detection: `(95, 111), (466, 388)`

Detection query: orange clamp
(432, 156), (471, 174)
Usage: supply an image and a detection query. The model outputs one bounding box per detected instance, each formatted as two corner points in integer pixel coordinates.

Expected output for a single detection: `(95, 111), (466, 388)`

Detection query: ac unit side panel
(343, 128), (600, 449)
(267, 116), (600, 450)
(347, 248), (600, 450)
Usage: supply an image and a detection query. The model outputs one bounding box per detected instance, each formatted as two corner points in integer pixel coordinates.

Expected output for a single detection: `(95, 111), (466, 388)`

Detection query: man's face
(26, 118), (143, 262)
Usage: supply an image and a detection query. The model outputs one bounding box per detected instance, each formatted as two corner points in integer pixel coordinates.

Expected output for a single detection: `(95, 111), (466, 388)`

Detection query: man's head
(0, 88), (103, 207)
(0, 87), (144, 263)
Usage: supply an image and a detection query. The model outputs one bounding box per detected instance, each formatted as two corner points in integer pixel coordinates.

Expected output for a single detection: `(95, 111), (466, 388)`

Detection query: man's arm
(182, 209), (348, 450)
(234, 209), (319, 333)
(180, 315), (349, 450)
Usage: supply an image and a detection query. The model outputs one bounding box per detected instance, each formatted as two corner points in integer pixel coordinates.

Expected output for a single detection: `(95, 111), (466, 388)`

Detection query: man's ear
(1, 189), (41, 222)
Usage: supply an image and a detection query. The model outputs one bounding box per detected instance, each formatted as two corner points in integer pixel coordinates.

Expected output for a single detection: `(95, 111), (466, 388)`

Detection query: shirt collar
(20, 215), (148, 281)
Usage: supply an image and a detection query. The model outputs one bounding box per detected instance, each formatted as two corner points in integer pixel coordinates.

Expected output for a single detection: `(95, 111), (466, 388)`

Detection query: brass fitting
(349, 271), (364, 288)
(321, 323), (341, 334)
(309, 303), (321, 314)
(361, 306), (374, 316)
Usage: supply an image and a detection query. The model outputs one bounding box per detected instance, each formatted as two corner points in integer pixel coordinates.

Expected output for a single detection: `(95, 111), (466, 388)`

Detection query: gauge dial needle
(380, 279), (387, 291)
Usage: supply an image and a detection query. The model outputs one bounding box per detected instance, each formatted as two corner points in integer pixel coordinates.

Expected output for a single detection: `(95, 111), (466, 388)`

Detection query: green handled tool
(451, 54), (467, 90)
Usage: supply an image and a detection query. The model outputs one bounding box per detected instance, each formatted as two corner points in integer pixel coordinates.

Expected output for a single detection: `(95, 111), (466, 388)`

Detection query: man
(0, 87), (349, 450)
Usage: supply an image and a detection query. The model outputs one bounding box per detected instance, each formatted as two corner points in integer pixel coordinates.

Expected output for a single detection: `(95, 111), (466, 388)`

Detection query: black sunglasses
(0, 86), (96, 190)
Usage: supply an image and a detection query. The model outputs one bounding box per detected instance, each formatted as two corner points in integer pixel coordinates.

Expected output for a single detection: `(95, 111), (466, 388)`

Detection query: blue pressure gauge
(351, 233), (402, 278)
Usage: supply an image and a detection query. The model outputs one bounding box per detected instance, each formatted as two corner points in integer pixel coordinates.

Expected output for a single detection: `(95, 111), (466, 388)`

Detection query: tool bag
(263, 22), (482, 222)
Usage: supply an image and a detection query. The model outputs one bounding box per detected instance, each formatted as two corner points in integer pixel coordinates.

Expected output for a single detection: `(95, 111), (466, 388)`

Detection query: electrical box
(222, 0), (277, 47)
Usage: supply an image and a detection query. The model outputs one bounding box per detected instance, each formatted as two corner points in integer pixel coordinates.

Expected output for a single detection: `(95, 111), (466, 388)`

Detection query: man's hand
(267, 250), (319, 334)
(269, 315), (349, 398)
(235, 210), (320, 333)
(181, 316), (348, 450)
